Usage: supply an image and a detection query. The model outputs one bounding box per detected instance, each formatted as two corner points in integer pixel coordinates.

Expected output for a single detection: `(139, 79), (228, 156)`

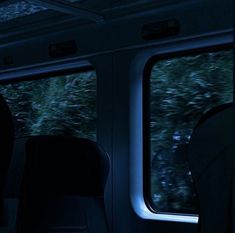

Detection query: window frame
(142, 43), (234, 215)
(0, 65), (93, 85)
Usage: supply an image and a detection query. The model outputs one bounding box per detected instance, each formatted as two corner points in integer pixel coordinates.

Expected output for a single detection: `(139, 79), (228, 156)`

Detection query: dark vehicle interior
(0, 0), (234, 232)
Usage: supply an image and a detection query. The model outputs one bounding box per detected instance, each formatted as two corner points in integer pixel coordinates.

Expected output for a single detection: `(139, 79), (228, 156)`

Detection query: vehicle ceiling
(0, 0), (183, 41)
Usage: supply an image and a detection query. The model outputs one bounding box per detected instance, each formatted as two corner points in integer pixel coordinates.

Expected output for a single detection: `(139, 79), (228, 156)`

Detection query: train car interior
(0, 0), (234, 232)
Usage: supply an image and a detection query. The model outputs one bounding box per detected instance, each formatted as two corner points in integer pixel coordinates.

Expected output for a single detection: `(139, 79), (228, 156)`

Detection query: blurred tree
(150, 50), (233, 213)
(0, 71), (96, 141)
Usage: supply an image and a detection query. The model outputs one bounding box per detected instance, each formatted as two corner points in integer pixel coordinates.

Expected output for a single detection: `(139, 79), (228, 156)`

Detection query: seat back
(0, 95), (14, 186)
(188, 104), (235, 233)
(18, 136), (109, 233)
(0, 94), (14, 224)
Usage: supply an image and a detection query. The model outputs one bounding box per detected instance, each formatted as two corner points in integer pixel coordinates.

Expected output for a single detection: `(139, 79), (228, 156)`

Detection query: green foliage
(0, 71), (96, 141)
(150, 50), (233, 213)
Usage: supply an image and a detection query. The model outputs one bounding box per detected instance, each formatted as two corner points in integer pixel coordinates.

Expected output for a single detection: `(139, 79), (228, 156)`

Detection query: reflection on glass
(150, 50), (233, 213)
(0, 71), (96, 141)
(0, 1), (47, 23)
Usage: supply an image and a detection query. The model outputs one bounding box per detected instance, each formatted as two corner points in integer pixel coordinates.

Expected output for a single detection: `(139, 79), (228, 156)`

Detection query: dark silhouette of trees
(150, 50), (233, 213)
(0, 71), (96, 141)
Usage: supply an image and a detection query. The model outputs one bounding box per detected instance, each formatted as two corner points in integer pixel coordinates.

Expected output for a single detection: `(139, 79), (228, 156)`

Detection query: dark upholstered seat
(15, 136), (109, 233)
(188, 104), (235, 233)
(0, 94), (14, 225)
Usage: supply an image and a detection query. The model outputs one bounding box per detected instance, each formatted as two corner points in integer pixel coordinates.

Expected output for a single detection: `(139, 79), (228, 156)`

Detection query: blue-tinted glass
(149, 49), (233, 214)
(0, 1), (47, 23)
(0, 71), (97, 141)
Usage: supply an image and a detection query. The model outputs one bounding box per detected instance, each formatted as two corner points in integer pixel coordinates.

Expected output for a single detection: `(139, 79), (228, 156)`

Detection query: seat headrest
(24, 136), (109, 197)
(194, 103), (233, 129)
(188, 104), (235, 181)
(0, 94), (14, 181)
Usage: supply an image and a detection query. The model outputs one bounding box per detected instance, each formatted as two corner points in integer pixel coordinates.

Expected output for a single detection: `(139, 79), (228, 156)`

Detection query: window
(0, 70), (96, 141)
(0, 1), (47, 23)
(144, 48), (233, 214)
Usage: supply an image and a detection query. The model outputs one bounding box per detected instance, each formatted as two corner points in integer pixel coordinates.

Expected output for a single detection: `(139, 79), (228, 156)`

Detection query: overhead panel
(64, 0), (84, 2)
(30, 0), (104, 22)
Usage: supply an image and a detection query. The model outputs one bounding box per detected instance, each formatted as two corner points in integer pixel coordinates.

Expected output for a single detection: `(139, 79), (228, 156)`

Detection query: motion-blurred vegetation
(0, 71), (96, 141)
(150, 49), (233, 213)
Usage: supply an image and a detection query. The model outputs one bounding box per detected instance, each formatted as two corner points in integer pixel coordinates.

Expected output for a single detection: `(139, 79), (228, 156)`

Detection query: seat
(188, 104), (235, 233)
(0, 94), (14, 226)
(16, 136), (110, 233)
(0, 94), (14, 194)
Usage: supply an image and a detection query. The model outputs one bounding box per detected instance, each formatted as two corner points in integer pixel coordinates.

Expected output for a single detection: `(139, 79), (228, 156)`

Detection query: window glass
(148, 49), (233, 214)
(0, 71), (96, 141)
(0, 1), (47, 23)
